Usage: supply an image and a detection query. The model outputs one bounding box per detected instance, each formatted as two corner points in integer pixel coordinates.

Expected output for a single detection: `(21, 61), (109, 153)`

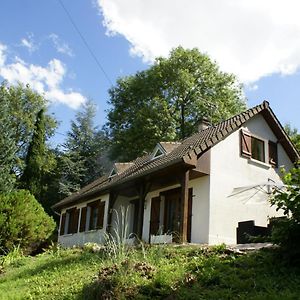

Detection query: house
(52, 101), (299, 247)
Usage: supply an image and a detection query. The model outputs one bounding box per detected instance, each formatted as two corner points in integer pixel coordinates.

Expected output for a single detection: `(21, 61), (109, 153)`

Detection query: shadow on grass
(3, 250), (102, 283)
(78, 248), (300, 300)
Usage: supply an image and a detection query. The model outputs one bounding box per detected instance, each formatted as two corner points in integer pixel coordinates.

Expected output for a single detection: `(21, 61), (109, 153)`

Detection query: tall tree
(106, 47), (246, 161)
(285, 124), (300, 153)
(58, 101), (107, 197)
(20, 109), (49, 198)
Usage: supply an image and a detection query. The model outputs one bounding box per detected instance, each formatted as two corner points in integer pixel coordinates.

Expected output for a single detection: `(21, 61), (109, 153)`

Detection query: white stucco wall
(189, 176), (210, 244)
(111, 195), (136, 239)
(208, 114), (294, 245)
(58, 194), (109, 247)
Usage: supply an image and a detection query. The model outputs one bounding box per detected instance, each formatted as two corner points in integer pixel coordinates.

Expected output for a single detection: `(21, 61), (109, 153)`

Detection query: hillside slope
(0, 245), (300, 299)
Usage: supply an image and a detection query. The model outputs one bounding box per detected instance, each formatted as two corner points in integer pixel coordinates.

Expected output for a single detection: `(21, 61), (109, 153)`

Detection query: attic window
(152, 144), (166, 160)
(154, 148), (164, 158)
(109, 168), (117, 178)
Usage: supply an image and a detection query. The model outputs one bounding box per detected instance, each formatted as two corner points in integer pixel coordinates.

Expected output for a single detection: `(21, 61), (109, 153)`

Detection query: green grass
(1, 245), (300, 299)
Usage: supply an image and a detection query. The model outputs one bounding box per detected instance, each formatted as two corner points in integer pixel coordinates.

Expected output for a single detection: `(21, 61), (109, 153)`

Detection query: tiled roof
(159, 142), (182, 153)
(114, 162), (135, 174)
(53, 101), (299, 210)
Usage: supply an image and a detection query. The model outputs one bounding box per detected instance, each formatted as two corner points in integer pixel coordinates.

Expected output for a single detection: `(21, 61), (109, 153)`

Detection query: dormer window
(152, 143), (166, 160)
(109, 167), (118, 178)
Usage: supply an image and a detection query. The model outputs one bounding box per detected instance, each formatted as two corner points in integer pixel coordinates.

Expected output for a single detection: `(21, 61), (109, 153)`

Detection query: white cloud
(0, 43), (85, 109)
(20, 33), (38, 53)
(49, 34), (74, 57)
(97, 0), (300, 83)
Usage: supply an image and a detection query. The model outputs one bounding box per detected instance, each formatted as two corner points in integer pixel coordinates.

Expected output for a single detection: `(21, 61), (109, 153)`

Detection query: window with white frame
(240, 129), (278, 166)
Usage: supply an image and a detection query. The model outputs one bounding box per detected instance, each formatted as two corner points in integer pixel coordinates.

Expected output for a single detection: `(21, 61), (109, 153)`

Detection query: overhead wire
(57, 0), (113, 86)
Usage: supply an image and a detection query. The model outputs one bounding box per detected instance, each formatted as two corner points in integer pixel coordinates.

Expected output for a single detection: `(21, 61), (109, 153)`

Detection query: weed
(0, 244), (24, 268)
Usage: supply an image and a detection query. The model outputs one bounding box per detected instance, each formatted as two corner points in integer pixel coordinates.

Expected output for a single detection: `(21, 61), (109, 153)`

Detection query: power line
(56, 131), (68, 137)
(58, 0), (113, 86)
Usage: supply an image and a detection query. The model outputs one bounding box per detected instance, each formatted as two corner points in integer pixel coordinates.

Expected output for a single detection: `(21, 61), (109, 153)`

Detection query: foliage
(0, 245), (24, 269)
(0, 85), (17, 192)
(270, 165), (300, 262)
(58, 101), (108, 198)
(284, 123), (300, 153)
(0, 81), (57, 174)
(1, 246), (300, 299)
(106, 47), (246, 161)
(0, 190), (56, 254)
(103, 206), (134, 260)
(19, 109), (49, 199)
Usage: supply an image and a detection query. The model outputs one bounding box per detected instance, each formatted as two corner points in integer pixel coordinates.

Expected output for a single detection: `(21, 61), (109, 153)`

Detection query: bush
(270, 165), (300, 262)
(0, 190), (56, 254)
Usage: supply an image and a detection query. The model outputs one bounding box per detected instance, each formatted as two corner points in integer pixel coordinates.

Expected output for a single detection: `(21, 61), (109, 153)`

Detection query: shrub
(270, 165), (300, 262)
(0, 190), (56, 254)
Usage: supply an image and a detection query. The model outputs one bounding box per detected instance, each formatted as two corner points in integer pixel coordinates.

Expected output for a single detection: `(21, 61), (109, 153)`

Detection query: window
(59, 208), (79, 235)
(251, 136), (265, 162)
(240, 130), (278, 166)
(81, 200), (105, 231)
(90, 205), (99, 230)
(109, 167), (117, 178)
(152, 144), (166, 160)
(153, 148), (164, 158)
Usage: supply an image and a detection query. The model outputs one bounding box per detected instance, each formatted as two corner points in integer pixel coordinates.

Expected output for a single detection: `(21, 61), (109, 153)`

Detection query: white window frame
(151, 143), (166, 160)
(247, 132), (270, 167)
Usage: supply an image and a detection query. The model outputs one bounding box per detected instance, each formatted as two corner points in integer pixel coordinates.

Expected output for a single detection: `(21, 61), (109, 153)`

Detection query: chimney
(197, 117), (211, 132)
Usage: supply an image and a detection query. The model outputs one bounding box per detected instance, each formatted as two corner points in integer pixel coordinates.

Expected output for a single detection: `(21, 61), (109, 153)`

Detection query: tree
(0, 85), (17, 192)
(106, 47), (246, 161)
(0, 190), (56, 254)
(20, 109), (47, 198)
(285, 124), (300, 153)
(58, 101), (107, 197)
(0, 81), (57, 178)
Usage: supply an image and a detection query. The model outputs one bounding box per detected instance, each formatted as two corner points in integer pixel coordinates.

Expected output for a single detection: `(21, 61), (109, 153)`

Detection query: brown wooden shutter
(97, 202), (105, 229)
(60, 213), (66, 235)
(269, 141), (278, 167)
(79, 207), (87, 232)
(66, 209), (72, 234)
(72, 208), (80, 233)
(240, 130), (252, 158)
(150, 197), (161, 235)
(187, 188), (193, 243)
(66, 208), (79, 234)
(132, 200), (139, 235)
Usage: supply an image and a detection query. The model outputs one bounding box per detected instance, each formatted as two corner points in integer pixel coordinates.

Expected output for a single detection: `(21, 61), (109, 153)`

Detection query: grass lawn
(0, 244), (300, 299)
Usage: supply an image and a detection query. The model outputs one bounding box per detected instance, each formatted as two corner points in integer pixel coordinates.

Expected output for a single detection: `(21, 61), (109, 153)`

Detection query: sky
(0, 0), (300, 147)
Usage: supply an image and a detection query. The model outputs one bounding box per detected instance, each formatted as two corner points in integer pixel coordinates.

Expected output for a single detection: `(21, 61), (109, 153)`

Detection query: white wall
(208, 114), (294, 244)
(189, 176), (210, 244)
(111, 195), (136, 239)
(58, 194), (109, 247)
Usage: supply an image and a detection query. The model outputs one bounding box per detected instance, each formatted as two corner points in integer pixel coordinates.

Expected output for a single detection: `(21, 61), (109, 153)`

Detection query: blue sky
(0, 0), (299, 147)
